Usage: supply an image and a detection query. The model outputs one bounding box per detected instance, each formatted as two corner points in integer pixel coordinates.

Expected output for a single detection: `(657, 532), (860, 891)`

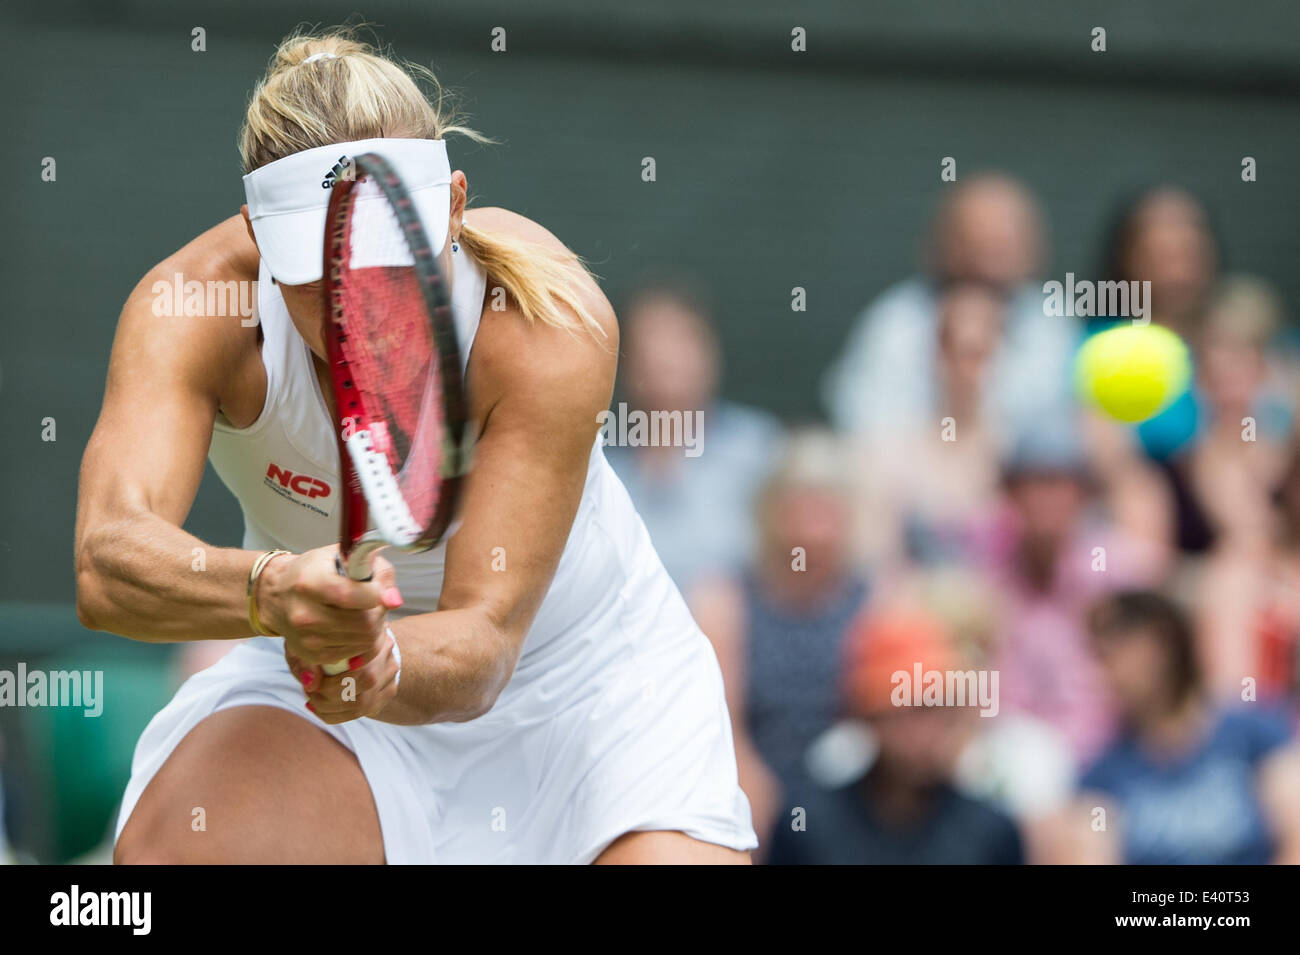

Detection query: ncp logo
(265, 463), (331, 499)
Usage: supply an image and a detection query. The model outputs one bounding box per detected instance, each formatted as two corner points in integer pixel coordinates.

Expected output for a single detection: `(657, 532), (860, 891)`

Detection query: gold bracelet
(247, 549), (291, 636)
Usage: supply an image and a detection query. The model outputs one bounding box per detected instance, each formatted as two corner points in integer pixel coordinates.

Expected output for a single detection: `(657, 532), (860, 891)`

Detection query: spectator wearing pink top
(979, 423), (1169, 764)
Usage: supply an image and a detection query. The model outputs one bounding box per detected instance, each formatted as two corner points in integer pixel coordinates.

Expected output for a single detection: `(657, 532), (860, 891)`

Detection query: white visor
(242, 137), (451, 285)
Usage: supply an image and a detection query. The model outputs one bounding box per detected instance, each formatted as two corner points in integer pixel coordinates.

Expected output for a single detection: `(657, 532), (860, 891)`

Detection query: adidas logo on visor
(321, 155), (355, 189)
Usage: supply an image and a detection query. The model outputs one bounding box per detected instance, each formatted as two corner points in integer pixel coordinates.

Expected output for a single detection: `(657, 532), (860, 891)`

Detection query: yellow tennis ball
(1075, 324), (1191, 423)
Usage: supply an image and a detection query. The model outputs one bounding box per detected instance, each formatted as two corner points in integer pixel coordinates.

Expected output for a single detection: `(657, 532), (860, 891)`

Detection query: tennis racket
(320, 151), (468, 675)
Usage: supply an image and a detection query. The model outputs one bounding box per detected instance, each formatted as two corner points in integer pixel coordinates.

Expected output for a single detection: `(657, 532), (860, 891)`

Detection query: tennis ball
(1074, 324), (1191, 423)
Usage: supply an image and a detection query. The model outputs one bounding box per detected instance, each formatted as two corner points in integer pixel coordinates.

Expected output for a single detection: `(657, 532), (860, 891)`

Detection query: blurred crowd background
(4, 1), (1300, 863)
(609, 179), (1300, 864)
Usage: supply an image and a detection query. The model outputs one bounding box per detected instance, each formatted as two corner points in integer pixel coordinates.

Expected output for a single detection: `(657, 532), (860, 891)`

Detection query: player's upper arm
(437, 210), (616, 637)
(76, 218), (259, 547)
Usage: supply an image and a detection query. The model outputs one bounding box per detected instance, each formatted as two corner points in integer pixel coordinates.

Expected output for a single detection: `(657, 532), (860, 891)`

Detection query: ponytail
(459, 223), (605, 340)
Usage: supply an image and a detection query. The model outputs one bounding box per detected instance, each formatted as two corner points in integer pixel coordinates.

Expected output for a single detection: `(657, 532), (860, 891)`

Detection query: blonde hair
(1203, 275), (1283, 349)
(240, 27), (604, 339)
(755, 427), (853, 552)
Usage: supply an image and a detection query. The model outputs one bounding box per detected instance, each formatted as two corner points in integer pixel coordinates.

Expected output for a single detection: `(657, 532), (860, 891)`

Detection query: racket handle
(322, 539), (388, 676)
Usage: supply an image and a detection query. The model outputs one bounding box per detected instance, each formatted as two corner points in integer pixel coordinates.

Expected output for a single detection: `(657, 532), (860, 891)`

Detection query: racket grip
(322, 540), (387, 676)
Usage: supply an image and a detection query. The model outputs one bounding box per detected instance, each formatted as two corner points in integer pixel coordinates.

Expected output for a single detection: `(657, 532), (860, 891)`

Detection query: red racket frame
(322, 151), (468, 576)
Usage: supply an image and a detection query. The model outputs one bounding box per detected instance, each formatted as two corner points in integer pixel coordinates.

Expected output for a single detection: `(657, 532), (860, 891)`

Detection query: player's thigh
(594, 829), (752, 865)
(115, 705), (383, 864)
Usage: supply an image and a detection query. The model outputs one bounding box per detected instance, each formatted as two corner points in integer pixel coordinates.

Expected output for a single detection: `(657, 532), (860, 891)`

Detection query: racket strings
(335, 196), (447, 532)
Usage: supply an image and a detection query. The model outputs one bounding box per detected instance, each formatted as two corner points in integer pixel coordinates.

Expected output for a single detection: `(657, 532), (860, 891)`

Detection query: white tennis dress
(115, 246), (757, 863)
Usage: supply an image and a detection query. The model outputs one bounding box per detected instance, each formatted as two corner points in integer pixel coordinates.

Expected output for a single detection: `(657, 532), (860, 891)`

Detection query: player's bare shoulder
(464, 208), (618, 423)
(112, 215), (265, 424)
(133, 215), (260, 316)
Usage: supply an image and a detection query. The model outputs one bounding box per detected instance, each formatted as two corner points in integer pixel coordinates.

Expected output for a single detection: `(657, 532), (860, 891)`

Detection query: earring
(451, 236), (460, 253)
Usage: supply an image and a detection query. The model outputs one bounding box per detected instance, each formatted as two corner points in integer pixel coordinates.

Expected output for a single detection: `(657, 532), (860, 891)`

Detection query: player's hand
(256, 544), (403, 668)
(286, 625), (401, 724)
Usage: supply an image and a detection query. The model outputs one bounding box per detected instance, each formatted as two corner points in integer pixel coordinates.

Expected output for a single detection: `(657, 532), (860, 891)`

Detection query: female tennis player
(74, 29), (756, 864)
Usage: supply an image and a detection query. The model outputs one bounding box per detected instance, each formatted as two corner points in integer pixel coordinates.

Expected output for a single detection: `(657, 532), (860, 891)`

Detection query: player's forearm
(76, 511), (260, 642)
(375, 608), (518, 725)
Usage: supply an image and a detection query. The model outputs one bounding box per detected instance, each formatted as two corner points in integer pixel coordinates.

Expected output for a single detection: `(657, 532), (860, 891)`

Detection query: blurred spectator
(1093, 185), (1222, 461)
(978, 421), (1169, 766)
(1159, 277), (1292, 556)
(822, 568), (1077, 861)
(606, 278), (781, 590)
(853, 282), (1008, 569)
(1098, 185), (1220, 337)
(892, 569), (1077, 857)
(768, 607), (1023, 864)
(823, 172), (1079, 450)
(1197, 432), (1300, 703)
(1076, 590), (1300, 864)
(692, 429), (868, 850)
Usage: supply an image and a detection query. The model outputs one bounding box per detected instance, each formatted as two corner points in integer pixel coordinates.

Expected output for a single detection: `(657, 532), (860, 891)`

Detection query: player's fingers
(293, 605), (386, 641)
(289, 634), (383, 670)
(310, 646), (384, 699)
(371, 556), (403, 609)
(283, 650), (321, 694)
(294, 646), (371, 670)
(281, 593), (380, 635)
(310, 575), (386, 611)
(297, 550), (386, 611)
(281, 607), (385, 667)
(306, 641), (397, 719)
(312, 622), (394, 681)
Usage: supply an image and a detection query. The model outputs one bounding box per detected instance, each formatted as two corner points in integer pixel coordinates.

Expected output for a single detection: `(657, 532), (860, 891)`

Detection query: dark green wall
(3, 1), (1299, 606)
